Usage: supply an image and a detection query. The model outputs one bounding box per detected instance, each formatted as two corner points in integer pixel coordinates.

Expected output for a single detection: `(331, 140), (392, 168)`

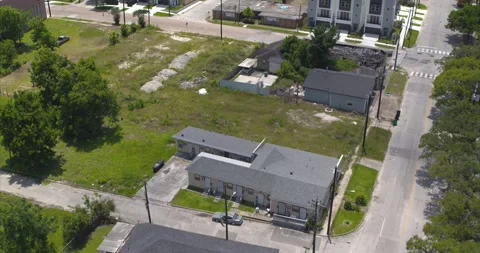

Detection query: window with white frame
(266, 16), (278, 22)
(194, 174), (201, 180)
(227, 183), (233, 189)
(292, 205), (300, 212)
(370, 4), (380, 12)
(247, 188), (254, 194)
(340, 1), (350, 9)
(319, 0), (329, 6)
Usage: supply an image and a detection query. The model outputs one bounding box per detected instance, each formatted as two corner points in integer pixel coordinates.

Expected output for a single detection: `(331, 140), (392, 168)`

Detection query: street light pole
(327, 155), (343, 239)
(220, 0), (223, 40)
(394, 36), (400, 70)
(122, 0), (126, 25)
(144, 179), (152, 224)
(312, 198), (318, 253)
(47, 0), (52, 17)
(362, 93), (371, 152)
(376, 66), (386, 119)
(224, 184), (228, 240)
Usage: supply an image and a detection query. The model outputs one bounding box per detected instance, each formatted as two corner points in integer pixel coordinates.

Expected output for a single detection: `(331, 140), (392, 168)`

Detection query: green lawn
(0, 19), (363, 196)
(413, 16), (423, 21)
(375, 43), (396, 50)
(237, 201), (257, 213)
(364, 127), (392, 161)
(347, 33), (363, 39)
(386, 71), (408, 96)
(344, 164), (378, 204)
(172, 189), (233, 213)
(80, 225), (114, 253)
(0, 193), (75, 252)
(272, 78), (294, 89)
(168, 5), (185, 13)
(154, 12), (172, 17)
(345, 39), (362, 44)
(332, 209), (365, 235)
(418, 3), (427, 9)
(404, 29), (419, 48)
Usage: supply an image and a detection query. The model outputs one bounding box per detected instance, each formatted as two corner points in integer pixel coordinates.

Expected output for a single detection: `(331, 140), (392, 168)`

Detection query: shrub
(110, 7), (121, 25)
(344, 200), (354, 211)
(130, 23), (138, 33)
(109, 31), (120, 46)
(127, 99), (144, 111)
(355, 195), (367, 206)
(138, 15), (146, 28)
(120, 24), (130, 38)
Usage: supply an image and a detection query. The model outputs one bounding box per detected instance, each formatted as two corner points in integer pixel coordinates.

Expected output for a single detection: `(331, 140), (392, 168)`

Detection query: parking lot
(135, 156), (191, 203)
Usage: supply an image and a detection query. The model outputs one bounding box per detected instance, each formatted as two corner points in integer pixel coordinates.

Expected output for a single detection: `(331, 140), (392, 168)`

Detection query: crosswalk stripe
(414, 72), (419, 76)
(446, 52), (450, 56)
(410, 71), (414, 76)
(420, 73), (425, 77)
(428, 74), (433, 79)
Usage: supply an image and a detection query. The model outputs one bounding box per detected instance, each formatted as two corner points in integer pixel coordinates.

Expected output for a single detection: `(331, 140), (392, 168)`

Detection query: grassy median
(364, 127), (392, 161)
(386, 71), (408, 96)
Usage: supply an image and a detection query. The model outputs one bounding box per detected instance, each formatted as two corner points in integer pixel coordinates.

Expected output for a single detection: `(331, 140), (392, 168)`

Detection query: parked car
(212, 212), (243, 225)
(152, 160), (164, 173)
(56, 36), (69, 46)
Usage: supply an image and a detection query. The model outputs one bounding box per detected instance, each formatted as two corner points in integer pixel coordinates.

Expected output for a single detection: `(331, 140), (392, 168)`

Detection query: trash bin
(393, 120), (398, 126)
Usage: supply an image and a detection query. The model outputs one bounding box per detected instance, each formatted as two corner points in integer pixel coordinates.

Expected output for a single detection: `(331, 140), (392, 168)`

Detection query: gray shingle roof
(121, 223), (280, 253)
(303, 68), (375, 98)
(172, 127), (260, 158)
(187, 143), (338, 208)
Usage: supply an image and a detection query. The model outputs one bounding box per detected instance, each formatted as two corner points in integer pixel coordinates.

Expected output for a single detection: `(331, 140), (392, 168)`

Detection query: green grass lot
(80, 225), (114, 253)
(172, 189), (233, 213)
(332, 209), (365, 235)
(345, 39), (362, 44)
(375, 43), (396, 50)
(413, 16), (423, 21)
(364, 127), (392, 161)
(168, 5), (185, 13)
(404, 29), (419, 48)
(386, 71), (408, 96)
(209, 19), (301, 36)
(344, 164), (378, 204)
(418, 3), (427, 10)
(237, 201), (256, 213)
(0, 193), (75, 252)
(0, 19), (363, 196)
(154, 12), (172, 17)
(347, 33), (363, 39)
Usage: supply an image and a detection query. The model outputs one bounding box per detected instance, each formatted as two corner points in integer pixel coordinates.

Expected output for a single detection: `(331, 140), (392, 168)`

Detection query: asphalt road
(330, 1), (459, 252)
(49, 4), (287, 44)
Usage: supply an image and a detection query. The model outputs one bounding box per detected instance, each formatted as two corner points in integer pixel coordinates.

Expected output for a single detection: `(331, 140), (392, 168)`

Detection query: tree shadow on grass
(5, 155), (65, 187)
(62, 125), (123, 152)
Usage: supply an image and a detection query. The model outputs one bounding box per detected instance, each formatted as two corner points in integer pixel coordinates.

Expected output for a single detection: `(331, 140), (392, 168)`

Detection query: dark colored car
(152, 160), (164, 173)
(212, 212), (243, 225)
(56, 36), (69, 46)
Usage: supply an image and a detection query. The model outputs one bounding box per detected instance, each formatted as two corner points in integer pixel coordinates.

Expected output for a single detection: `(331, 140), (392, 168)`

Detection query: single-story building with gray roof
(173, 127), (341, 222)
(303, 68), (376, 114)
(98, 222), (280, 253)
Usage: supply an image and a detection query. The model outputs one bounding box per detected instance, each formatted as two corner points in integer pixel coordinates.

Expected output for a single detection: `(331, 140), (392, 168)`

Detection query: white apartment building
(307, 0), (398, 36)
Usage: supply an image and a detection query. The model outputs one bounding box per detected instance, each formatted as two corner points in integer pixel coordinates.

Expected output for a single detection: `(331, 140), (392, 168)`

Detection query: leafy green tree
(307, 25), (338, 68)
(110, 7), (121, 25)
(0, 39), (17, 72)
(60, 59), (119, 140)
(0, 199), (55, 253)
(242, 7), (255, 22)
(120, 24), (130, 38)
(0, 92), (59, 165)
(446, 5), (480, 43)
(29, 48), (74, 105)
(0, 6), (30, 43)
(133, 10), (147, 28)
(62, 206), (90, 245)
(29, 18), (56, 49)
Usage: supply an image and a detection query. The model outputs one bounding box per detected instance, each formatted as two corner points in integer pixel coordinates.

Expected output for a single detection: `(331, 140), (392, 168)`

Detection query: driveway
(136, 156), (191, 203)
(173, 0), (223, 22)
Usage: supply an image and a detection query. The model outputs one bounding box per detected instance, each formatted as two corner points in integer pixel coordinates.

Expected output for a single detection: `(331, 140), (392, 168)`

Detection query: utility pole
(327, 155), (343, 238)
(148, 0), (151, 27)
(296, 5), (301, 32)
(144, 179), (152, 224)
(220, 0), (223, 40)
(123, 0), (126, 25)
(169, 0), (171, 17)
(407, 9), (413, 47)
(47, 0), (52, 17)
(362, 93), (371, 151)
(312, 198), (318, 253)
(376, 66), (386, 119)
(238, 0), (240, 23)
(224, 184), (229, 240)
(394, 36), (400, 70)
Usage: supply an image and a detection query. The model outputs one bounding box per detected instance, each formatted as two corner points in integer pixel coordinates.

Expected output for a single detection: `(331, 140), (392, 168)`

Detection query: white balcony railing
(317, 8), (331, 18)
(336, 11), (351, 21)
(366, 14), (381, 25)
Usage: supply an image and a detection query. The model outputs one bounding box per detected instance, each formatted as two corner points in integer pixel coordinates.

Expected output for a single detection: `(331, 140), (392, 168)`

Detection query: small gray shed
(303, 69), (375, 114)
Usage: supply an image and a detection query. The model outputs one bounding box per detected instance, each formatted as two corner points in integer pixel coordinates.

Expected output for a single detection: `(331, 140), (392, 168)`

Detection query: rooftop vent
(290, 172), (293, 175)
(181, 134), (184, 137)
(202, 139), (205, 142)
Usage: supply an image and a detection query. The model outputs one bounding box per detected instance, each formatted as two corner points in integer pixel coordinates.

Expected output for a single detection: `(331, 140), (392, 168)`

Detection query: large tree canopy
(407, 44), (480, 253)
(0, 92), (59, 165)
(0, 6), (30, 42)
(0, 199), (55, 253)
(446, 5), (480, 40)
